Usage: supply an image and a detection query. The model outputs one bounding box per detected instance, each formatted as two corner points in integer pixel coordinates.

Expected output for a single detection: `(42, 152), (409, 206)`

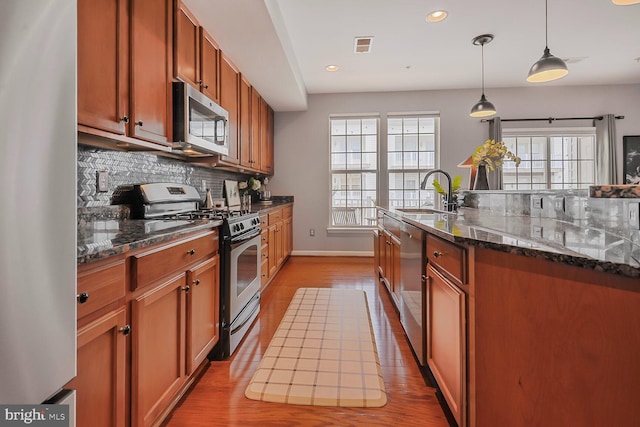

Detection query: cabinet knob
(261, 273), (267, 277)
(120, 116), (129, 123)
(187, 249), (196, 256)
(433, 251), (443, 258)
(77, 292), (90, 304)
(136, 120), (143, 126)
(193, 279), (201, 286)
(182, 285), (191, 293)
(119, 325), (131, 336)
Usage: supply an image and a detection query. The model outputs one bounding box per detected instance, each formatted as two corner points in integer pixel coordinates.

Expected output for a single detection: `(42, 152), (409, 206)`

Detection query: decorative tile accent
(245, 288), (387, 407)
(78, 145), (250, 208)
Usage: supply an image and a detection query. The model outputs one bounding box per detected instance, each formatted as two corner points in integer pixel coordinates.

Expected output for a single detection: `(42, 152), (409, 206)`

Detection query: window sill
(326, 227), (376, 235)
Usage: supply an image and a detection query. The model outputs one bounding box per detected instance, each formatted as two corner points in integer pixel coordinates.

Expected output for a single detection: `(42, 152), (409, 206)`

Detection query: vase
(474, 164), (490, 190)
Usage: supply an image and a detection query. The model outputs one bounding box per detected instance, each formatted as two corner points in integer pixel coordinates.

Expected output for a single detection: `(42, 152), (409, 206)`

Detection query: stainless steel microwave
(172, 81), (229, 157)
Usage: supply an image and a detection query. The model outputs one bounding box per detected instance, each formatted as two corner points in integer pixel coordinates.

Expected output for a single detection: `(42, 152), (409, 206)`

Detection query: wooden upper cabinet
(77, 0), (129, 135)
(239, 76), (252, 169)
(174, 0), (200, 88)
(130, 0), (172, 146)
(200, 28), (220, 103)
(260, 101), (274, 175)
(219, 53), (240, 164)
(250, 88), (261, 169)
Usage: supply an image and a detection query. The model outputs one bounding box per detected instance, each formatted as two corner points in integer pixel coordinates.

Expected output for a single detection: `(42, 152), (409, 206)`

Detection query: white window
(502, 128), (596, 190)
(330, 116), (378, 227)
(387, 115), (439, 209)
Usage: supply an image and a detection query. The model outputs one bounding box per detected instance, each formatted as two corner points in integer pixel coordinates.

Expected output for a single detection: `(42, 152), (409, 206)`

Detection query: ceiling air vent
(354, 37), (373, 54)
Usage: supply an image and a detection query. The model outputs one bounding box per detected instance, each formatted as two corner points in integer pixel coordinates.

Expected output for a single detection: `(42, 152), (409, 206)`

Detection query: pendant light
(470, 34), (496, 118)
(527, 0), (568, 83)
(612, 0), (640, 5)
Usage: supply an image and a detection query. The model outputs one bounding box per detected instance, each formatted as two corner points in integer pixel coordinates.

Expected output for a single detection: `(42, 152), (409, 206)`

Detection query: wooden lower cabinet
(132, 274), (187, 427)
(426, 264), (466, 427)
(73, 307), (127, 427)
(186, 256), (220, 375)
(260, 205), (293, 290)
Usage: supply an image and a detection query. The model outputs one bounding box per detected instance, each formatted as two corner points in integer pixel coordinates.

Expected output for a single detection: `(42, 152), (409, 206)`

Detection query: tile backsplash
(459, 189), (640, 245)
(78, 145), (250, 207)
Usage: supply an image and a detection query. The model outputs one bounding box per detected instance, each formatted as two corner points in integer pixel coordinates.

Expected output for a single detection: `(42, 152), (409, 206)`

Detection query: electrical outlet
(629, 203), (640, 229)
(309, 228), (315, 237)
(554, 197), (565, 212)
(532, 225), (543, 238)
(532, 197), (543, 210)
(96, 170), (109, 192)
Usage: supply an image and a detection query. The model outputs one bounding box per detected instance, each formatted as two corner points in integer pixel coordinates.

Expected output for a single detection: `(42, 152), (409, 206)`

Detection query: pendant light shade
(527, 0), (568, 83)
(612, 0), (640, 5)
(470, 34), (496, 118)
(470, 94), (497, 118)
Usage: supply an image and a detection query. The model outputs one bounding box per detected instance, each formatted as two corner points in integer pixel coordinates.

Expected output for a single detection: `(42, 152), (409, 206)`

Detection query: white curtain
(487, 116), (503, 189)
(594, 114), (618, 185)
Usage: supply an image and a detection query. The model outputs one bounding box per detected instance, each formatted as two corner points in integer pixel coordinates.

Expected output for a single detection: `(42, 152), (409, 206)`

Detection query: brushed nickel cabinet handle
(136, 120), (143, 126)
(187, 249), (196, 255)
(121, 116), (129, 123)
(119, 325), (131, 336)
(193, 279), (201, 286)
(433, 251), (443, 258)
(182, 285), (191, 293)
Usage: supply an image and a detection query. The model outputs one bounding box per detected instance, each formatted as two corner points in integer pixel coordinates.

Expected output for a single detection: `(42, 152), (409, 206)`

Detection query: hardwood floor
(163, 256), (449, 427)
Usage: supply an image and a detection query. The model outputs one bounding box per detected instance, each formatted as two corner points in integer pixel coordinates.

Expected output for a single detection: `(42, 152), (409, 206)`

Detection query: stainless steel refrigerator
(0, 0), (77, 421)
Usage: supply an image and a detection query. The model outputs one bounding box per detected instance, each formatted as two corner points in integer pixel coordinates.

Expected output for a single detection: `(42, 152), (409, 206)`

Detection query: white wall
(268, 84), (640, 255)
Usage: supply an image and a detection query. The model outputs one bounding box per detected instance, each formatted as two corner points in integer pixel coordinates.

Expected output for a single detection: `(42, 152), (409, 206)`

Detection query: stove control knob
(240, 223), (245, 230)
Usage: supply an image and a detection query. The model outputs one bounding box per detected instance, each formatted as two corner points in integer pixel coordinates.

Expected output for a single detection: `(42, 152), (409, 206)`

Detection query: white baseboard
(291, 250), (374, 257)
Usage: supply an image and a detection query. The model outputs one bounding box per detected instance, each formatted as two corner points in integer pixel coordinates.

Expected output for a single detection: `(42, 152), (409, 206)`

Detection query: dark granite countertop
(249, 200), (293, 213)
(77, 219), (223, 265)
(381, 207), (640, 279)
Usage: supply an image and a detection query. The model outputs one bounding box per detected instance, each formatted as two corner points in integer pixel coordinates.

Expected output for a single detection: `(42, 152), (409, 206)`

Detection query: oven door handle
(229, 293), (261, 334)
(229, 227), (261, 244)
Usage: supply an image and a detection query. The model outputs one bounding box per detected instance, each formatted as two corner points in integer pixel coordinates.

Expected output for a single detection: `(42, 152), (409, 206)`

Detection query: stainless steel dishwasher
(400, 221), (426, 366)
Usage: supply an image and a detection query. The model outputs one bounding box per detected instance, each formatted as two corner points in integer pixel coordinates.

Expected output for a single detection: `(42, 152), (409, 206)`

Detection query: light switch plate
(96, 170), (109, 192)
(629, 203), (640, 229)
(554, 197), (565, 212)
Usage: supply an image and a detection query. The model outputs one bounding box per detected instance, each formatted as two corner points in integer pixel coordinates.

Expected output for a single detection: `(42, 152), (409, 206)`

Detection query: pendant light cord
(545, 0), (549, 48)
(480, 42), (485, 94)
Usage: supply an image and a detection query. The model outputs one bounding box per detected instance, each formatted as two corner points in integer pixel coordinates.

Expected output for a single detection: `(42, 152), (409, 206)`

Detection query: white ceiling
(184, 0), (640, 112)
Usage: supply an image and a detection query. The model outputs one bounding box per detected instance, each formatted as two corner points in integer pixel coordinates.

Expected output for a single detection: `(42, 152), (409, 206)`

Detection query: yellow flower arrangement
(472, 139), (521, 171)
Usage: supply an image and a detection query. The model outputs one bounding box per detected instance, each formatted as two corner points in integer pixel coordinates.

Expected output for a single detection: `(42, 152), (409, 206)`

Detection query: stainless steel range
(113, 183), (262, 359)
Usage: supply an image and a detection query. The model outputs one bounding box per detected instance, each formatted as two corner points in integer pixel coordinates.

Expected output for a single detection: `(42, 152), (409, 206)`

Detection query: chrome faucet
(420, 169), (456, 212)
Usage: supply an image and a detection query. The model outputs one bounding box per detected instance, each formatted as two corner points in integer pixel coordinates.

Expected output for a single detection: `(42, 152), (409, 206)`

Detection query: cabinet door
(77, 0), (128, 135)
(200, 28), (220, 102)
(174, 0), (199, 88)
(219, 53), (240, 164)
(73, 308), (127, 427)
(186, 256), (220, 375)
(130, 0), (172, 146)
(391, 236), (401, 307)
(132, 274), (187, 427)
(275, 220), (285, 267)
(250, 87), (261, 169)
(260, 101), (274, 174)
(239, 76), (252, 169)
(283, 216), (292, 258)
(268, 224), (277, 277)
(426, 264), (466, 427)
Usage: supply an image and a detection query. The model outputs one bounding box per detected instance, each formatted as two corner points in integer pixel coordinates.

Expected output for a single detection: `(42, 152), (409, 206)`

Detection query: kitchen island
(378, 205), (640, 427)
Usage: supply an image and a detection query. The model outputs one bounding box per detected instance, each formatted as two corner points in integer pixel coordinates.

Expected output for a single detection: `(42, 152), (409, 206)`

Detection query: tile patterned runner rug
(245, 287), (387, 407)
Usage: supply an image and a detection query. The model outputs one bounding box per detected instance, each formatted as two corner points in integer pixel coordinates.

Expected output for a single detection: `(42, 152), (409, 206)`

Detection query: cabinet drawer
(261, 229), (269, 246)
(259, 214), (268, 227)
(77, 260), (126, 319)
(268, 208), (283, 224)
(132, 230), (218, 290)
(283, 205), (292, 219)
(427, 234), (466, 285)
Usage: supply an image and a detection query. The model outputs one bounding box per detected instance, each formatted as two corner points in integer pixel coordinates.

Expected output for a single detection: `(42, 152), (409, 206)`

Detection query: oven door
(229, 232), (261, 322)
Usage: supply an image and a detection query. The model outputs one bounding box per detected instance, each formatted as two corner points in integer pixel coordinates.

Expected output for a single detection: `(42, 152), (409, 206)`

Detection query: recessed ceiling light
(612, 0), (640, 5)
(325, 65), (340, 72)
(426, 10), (448, 23)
